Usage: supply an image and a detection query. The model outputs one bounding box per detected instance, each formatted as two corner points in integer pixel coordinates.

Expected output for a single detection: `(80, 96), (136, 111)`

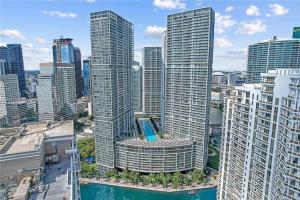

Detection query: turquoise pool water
(140, 119), (157, 142)
(81, 184), (217, 200)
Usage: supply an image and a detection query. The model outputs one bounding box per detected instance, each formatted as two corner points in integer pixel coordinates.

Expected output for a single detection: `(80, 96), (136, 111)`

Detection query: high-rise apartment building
(82, 58), (91, 97)
(0, 44), (26, 96)
(161, 31), (167, 133)
(142, 47), (162, 115)
(247, 36), (300, 83)
(132, 64), (142, 112)
(90, 10), (134, 172)
(218, 69), (300, 200)
(0, 59), (6, 75)
(74, 47), (83, 98)
(0, 74), (20, 127)
(293, 27), (300, 38)
(37, 62), (56, 122)
(164, 8), (215, 169)
(52, 38), (77, 120)
(227, 72), (237, 86)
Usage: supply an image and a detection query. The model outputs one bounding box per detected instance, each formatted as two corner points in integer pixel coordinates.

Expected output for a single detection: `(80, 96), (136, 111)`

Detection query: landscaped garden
(81, 168), (211, 189)
(78, 137), (218, 190)
(207, 146), (220, 170)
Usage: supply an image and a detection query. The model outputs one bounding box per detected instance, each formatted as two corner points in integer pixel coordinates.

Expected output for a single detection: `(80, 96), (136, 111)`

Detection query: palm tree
(149, 173), (157, 186)
(172, 172), (181, 189)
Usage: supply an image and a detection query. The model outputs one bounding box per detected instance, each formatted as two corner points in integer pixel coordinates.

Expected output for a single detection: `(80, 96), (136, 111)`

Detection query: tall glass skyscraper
(90, 10), (134, 173)
(142, 47), (162, 115)
(247, 37), (300, 83)
(52, 38), (77, 120)
(0, 44), (26, 97)
(74, 47), (83, 98)
(164, 8), (215, 169)
(82, 58), (91, 97)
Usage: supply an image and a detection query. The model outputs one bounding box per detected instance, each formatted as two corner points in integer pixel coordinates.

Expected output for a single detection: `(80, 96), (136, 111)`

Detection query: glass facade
(0, 44), (26, 97)
(52, 38), (77, 120)
(293, 27), (300, 38)
(247, 38), (300, 83)
(82, 59), (90, 96)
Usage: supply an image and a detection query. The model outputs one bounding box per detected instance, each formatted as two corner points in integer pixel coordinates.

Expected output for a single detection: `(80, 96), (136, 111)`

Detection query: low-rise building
(211, 92), (223, 108)
(0, 120), (80, 200)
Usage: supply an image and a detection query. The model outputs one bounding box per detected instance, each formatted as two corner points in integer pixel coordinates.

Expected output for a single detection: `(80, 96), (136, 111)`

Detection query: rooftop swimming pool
(140, 119), (157, 142)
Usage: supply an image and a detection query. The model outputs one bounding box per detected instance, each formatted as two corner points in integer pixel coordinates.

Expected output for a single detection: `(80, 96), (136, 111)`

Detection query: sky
(0, 0), (299, 71)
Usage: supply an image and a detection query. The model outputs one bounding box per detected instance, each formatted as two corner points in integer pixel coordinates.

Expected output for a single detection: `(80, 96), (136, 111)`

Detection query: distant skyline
(0, 0), (299, 71)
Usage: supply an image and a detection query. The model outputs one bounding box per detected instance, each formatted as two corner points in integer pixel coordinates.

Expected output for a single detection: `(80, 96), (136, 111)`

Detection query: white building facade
(218, 69), (300, 200)
(164, 8), (215, 170)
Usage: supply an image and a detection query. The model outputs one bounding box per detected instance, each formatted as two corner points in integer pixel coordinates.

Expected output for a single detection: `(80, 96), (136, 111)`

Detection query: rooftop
(213, 72), (225, 76)
(0, 121), (74, 154)
(29, 158), (72, 200)
(118, 138), (193, 147)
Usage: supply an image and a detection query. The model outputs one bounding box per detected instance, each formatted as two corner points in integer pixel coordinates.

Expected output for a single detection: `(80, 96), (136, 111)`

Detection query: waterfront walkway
(80, 177), (218, 193)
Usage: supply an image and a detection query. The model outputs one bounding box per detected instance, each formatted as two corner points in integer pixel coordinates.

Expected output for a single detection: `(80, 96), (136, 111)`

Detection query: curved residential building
(116, 139), (194, 173)
(247, 37), (300, 83)
(91, 8), (215, 174)
(218, 69), (300, 200)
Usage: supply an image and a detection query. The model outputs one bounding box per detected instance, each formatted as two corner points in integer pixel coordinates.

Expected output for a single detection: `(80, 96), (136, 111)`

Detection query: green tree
(172, 172), (182, 189)
(77, 138), (95, 160)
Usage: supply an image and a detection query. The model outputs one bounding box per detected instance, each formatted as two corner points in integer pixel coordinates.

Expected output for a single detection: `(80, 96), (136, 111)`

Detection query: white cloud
(246, 5), (260, 16)
(23, 43), (33, 48)
(35, 37), (46, 44)
(225, 6), (234, 12)
(269, 4), (288, 16)
(85, 0), (96, 3)
(43, 10), (77, 18)
(153, 0), (186, 10)
(0, 42), (6, 47)
(236, 20), (266, 35)
(23, 46), (52, 69)
(144, 26), (166, 38)
(215, 13), (236, 34)
(0, 29), (26, 40)
(214, 48), (248, 71)
(215, 38), (233, 47)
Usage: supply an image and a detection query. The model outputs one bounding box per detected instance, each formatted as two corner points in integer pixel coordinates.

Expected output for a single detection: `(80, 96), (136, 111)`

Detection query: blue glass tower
(0, 44), (26, 97)
(52, 38), (77, 120)
(82, 58), (90, 96)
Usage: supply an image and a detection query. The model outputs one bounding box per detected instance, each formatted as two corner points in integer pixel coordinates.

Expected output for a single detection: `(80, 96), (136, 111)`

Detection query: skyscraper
(218, 69), (300, 200)
(164, 8), (215, 169)
(52, 38), (77, 120)
(293, 27), (300, 38)
(0, 44), (26, 96)
(37, 62), (56, 122)
(82, 58), (91, 97)
(247, 36), (300, 83)
(90, 10), (134, 172)
(74, 47), (83, 98)
(0, 59), (6, 75)
(142, 47), (162, 115)
(0, 74), (20, 127)
(132, 64), (142, 112)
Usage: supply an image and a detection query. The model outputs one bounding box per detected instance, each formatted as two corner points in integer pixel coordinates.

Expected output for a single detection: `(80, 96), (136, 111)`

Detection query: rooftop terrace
(0, 121), (74, 154)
